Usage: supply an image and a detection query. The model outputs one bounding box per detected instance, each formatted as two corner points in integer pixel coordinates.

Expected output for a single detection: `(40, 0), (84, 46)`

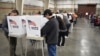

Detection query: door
(78, 4), (96, 17)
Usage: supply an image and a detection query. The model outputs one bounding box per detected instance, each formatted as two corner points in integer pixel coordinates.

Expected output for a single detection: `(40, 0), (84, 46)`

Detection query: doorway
(78, 4), (96, 17)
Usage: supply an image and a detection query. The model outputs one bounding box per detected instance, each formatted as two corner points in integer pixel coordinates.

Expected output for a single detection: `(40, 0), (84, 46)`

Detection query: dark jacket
(56, 16), (66, 30)
(2, 17), (8, 34)
(41, 17), (59, 44)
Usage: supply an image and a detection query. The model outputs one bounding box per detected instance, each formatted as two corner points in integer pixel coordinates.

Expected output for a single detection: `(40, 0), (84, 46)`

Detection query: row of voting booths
(7, 15), (48, 56)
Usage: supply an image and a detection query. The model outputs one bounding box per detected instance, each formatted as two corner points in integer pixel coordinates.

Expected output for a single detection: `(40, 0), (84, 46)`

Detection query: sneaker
(57, 44), (60, 46)
(65, 36), (68, 38)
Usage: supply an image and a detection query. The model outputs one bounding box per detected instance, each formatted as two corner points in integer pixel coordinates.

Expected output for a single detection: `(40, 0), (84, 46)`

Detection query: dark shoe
(61, 44), (64, 46)
(57, 44), (60, 46)
(14, 54), (17, 56)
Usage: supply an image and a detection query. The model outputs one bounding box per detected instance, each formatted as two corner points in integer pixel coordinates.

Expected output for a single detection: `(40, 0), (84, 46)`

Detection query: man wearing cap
(41, 9), (59, 56)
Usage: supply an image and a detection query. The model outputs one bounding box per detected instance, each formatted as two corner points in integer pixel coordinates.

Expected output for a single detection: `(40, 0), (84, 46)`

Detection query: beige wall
(0, 2), (15, 23)
(0, 2), (44, 23)
(24, 5), (43, 15)
(0, 2), (100, 23)
(56, 8), (74, 13)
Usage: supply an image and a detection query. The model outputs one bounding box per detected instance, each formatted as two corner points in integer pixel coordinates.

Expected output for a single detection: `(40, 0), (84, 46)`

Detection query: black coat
(2, 17), (8, 35)
(41, 17), (59, 44)
(56, 16), (67, 32)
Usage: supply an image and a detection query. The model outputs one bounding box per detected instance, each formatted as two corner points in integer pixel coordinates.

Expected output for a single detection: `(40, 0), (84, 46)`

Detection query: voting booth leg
(8, 37), (11, 56)
(25, 40), (38, 56)
(35, 41), (38, 56)
(25, 39), (28, 56)
(20, 38), (24, 56)
(41, 40), (44, 56)
(25, 40), (44, 56)
(35, 41), (44, 56)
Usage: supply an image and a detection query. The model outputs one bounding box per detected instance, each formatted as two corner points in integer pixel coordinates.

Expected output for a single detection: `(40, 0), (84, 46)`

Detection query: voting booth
(25, 15), (46, 56)
(7, 16), (27, 56)
(7, 16), (26, 37)
(7, 15), (47, 56)
(26, 16), (42, 39)
(26, 15), (48, 39)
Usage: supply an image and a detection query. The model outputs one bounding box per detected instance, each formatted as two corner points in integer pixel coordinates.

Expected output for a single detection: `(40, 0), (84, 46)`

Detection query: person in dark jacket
(63, 14), (71, 37)
(56, 16), (66, 46)
(2, 9), (19, 56)
(41, 9), (59, 56)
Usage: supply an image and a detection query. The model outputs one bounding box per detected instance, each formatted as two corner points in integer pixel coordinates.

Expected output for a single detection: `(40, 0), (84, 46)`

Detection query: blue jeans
(47, 44), (56, 56)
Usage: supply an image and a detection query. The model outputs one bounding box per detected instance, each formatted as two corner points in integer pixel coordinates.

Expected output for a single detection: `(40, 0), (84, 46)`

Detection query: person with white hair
(62, 13), (71, 38)
(56, 14), (67, 46)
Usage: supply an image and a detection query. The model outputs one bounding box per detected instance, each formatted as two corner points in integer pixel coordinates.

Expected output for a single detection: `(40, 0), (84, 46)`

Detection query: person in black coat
(56, 16), (67, 46)
(2, 9), (19, 56)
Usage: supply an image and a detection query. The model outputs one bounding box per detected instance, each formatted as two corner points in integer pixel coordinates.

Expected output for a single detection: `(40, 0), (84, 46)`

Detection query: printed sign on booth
(20, 16), (27, 34)
(7, 16), (25, 38)
(26, 16), (42, 38)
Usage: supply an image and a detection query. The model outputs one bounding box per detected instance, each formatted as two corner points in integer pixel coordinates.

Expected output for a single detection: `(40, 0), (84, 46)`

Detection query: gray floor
(0, 18), (100, 56)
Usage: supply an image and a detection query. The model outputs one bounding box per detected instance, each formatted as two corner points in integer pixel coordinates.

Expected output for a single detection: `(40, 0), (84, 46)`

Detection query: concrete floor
(0, 18), (100, 56)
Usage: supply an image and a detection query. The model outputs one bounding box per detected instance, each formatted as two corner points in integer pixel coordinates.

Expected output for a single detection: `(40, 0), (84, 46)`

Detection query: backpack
(56, 16), (67, 31)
